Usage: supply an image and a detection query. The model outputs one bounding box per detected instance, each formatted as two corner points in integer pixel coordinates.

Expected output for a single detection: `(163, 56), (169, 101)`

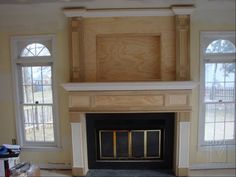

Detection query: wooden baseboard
(72, 167), (86, 176)
(177, 167), (188, 176)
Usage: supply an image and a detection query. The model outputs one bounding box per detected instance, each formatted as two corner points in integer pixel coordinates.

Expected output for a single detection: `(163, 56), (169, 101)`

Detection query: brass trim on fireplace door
(99, 129), (161, 160)
(99, 130), (115, 159)
(113, 131), (117, 159)
(128, 131), (132, 158)
(146, 130), (161, 158)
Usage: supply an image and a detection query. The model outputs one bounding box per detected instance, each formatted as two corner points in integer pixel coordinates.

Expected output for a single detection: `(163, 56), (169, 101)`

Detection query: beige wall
(189, 0), (235, 168)
(0, 0), (235, 169)
(0, 4), (72, 166)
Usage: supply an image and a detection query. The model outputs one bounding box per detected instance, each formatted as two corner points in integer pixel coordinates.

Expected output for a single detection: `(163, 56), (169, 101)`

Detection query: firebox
(86, 113), (175, 170)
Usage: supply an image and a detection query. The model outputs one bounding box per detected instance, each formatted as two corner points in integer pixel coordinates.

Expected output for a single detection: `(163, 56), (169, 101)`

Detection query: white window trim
(11, 35), (61, 150)
(199, 31), (236, 148)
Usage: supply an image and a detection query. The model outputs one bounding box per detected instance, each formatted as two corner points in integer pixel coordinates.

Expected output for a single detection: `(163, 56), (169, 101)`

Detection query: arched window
(206, 39), (236, 54)
(11, 35), (59, 148)
(21, 43), (51, 57)
(200, 32), (235, 146)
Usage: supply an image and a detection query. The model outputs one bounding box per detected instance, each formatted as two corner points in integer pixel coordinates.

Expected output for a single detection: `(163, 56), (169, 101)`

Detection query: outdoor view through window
(19, 42), (55, 144)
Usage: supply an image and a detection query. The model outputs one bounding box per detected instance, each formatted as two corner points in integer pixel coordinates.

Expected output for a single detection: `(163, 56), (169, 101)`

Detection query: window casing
(199, 32), (236, 146)
(11, 35), (59, 148)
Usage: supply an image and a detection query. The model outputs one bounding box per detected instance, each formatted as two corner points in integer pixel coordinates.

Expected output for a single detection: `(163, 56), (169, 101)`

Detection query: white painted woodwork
(179, 122), (190, 168)
(71, 123), (84, 168)
(63, 6), (195, 18)
(171, 6), (195, 15)
(62, 81), (198, 91)
(63, 8), (174, 18)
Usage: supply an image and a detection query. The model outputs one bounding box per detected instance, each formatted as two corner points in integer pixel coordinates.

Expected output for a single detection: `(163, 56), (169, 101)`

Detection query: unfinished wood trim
(177, 168), (188, 176)
(63, 8), (174, 17)
(69, 112), (81, 123)
(96, 34), (161, 82)
(70, 17), (85, 82)
(175, 15), (190, 81)
(72, 167), (85, 176)
(68, 90), (192, 112)
(93, 95), (164, 107)
(178, 112), (190, 122)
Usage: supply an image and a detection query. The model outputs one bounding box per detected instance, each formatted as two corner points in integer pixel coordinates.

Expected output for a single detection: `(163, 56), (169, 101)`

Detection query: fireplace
(86, 113), (175, 169)
(62, 4), (196, 177)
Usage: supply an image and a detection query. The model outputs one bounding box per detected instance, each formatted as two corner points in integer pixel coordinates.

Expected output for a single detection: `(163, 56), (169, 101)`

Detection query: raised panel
(70, 95), (90, 108)
(167, 94), (188, 106)
(94, 95), (164, 107)
(96, 34), (161, 81)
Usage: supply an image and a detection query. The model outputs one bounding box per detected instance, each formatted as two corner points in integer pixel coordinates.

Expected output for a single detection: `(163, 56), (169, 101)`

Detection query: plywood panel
(81, 16), (175, 81)
(96, 34), (161, 81)
(70, 95), (90, 108)
(94, 95), (164, 107)
(166, 94), (188, 106)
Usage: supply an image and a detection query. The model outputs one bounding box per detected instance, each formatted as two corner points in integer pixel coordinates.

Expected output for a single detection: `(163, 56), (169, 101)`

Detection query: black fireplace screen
(99, 130), (161, 160)
(86, 113), (174, 169)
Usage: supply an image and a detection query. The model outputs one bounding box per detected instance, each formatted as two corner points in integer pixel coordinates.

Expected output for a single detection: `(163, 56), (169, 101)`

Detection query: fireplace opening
(86, 113), (175, 170)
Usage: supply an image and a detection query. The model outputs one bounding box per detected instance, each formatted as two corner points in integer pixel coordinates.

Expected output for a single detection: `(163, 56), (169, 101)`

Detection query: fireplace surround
(62, 81), (198, 176)
(62, 4), (197, 176)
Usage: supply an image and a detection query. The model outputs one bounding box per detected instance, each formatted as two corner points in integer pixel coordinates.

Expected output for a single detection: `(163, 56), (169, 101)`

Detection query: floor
(40, 169), (175, 177)
(86, 169), (175, 177)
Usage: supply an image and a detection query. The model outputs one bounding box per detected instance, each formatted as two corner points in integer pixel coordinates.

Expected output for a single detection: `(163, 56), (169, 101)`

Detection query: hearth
(86, 113), (175, 170)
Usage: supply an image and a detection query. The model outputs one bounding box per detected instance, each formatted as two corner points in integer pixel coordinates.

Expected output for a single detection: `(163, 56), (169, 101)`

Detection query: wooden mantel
(62, 81), (198, 113)
(62, 81), (198, 91)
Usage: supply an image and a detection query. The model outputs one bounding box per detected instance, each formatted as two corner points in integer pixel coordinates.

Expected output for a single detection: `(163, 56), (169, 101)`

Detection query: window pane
(32, 66), (43, 103)
(25, 124), (35, 141)
(44, 124), (54, 142)
(42, 66), (52, 85)
(214, 123), (225, 140)
(23, 85), (33, 103)
(226, 103), (235, 121)
(43, 86), (52, 103)
(23, 106), (34, 123)
(43, 106), (53, 123)
(225, 122), (234, 140)
(22, 67), (32, 85)
(20, 43), (51, 57)
(34, 124), (45, 141)
(204, 123), (214, 141)
(215, 104), (225, 122)
(205, 63), (235, 102)
(205, 104), (215, 122)
(205, 39), (236, 54)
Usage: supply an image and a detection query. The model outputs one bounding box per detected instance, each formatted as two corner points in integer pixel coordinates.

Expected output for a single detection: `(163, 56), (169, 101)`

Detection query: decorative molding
(63, 6), (195, 18)
(62, 81), (198, 92)
(171, 6), (195, 15)
(70, 17), (85, 82)
(63, 8), (174, 17)
(175, 15), (190, 80)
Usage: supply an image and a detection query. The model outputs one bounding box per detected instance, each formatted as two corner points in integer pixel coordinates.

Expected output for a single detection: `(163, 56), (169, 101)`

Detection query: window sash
(18, 64), (57, 146)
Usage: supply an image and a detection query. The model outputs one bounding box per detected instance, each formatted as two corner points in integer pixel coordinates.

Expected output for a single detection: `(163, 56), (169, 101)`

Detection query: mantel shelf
(62, 81), (198, 92)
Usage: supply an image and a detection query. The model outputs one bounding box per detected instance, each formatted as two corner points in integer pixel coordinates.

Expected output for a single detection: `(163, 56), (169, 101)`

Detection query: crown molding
(63, 6), (195, 18)
(171, 6), (195, 15)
